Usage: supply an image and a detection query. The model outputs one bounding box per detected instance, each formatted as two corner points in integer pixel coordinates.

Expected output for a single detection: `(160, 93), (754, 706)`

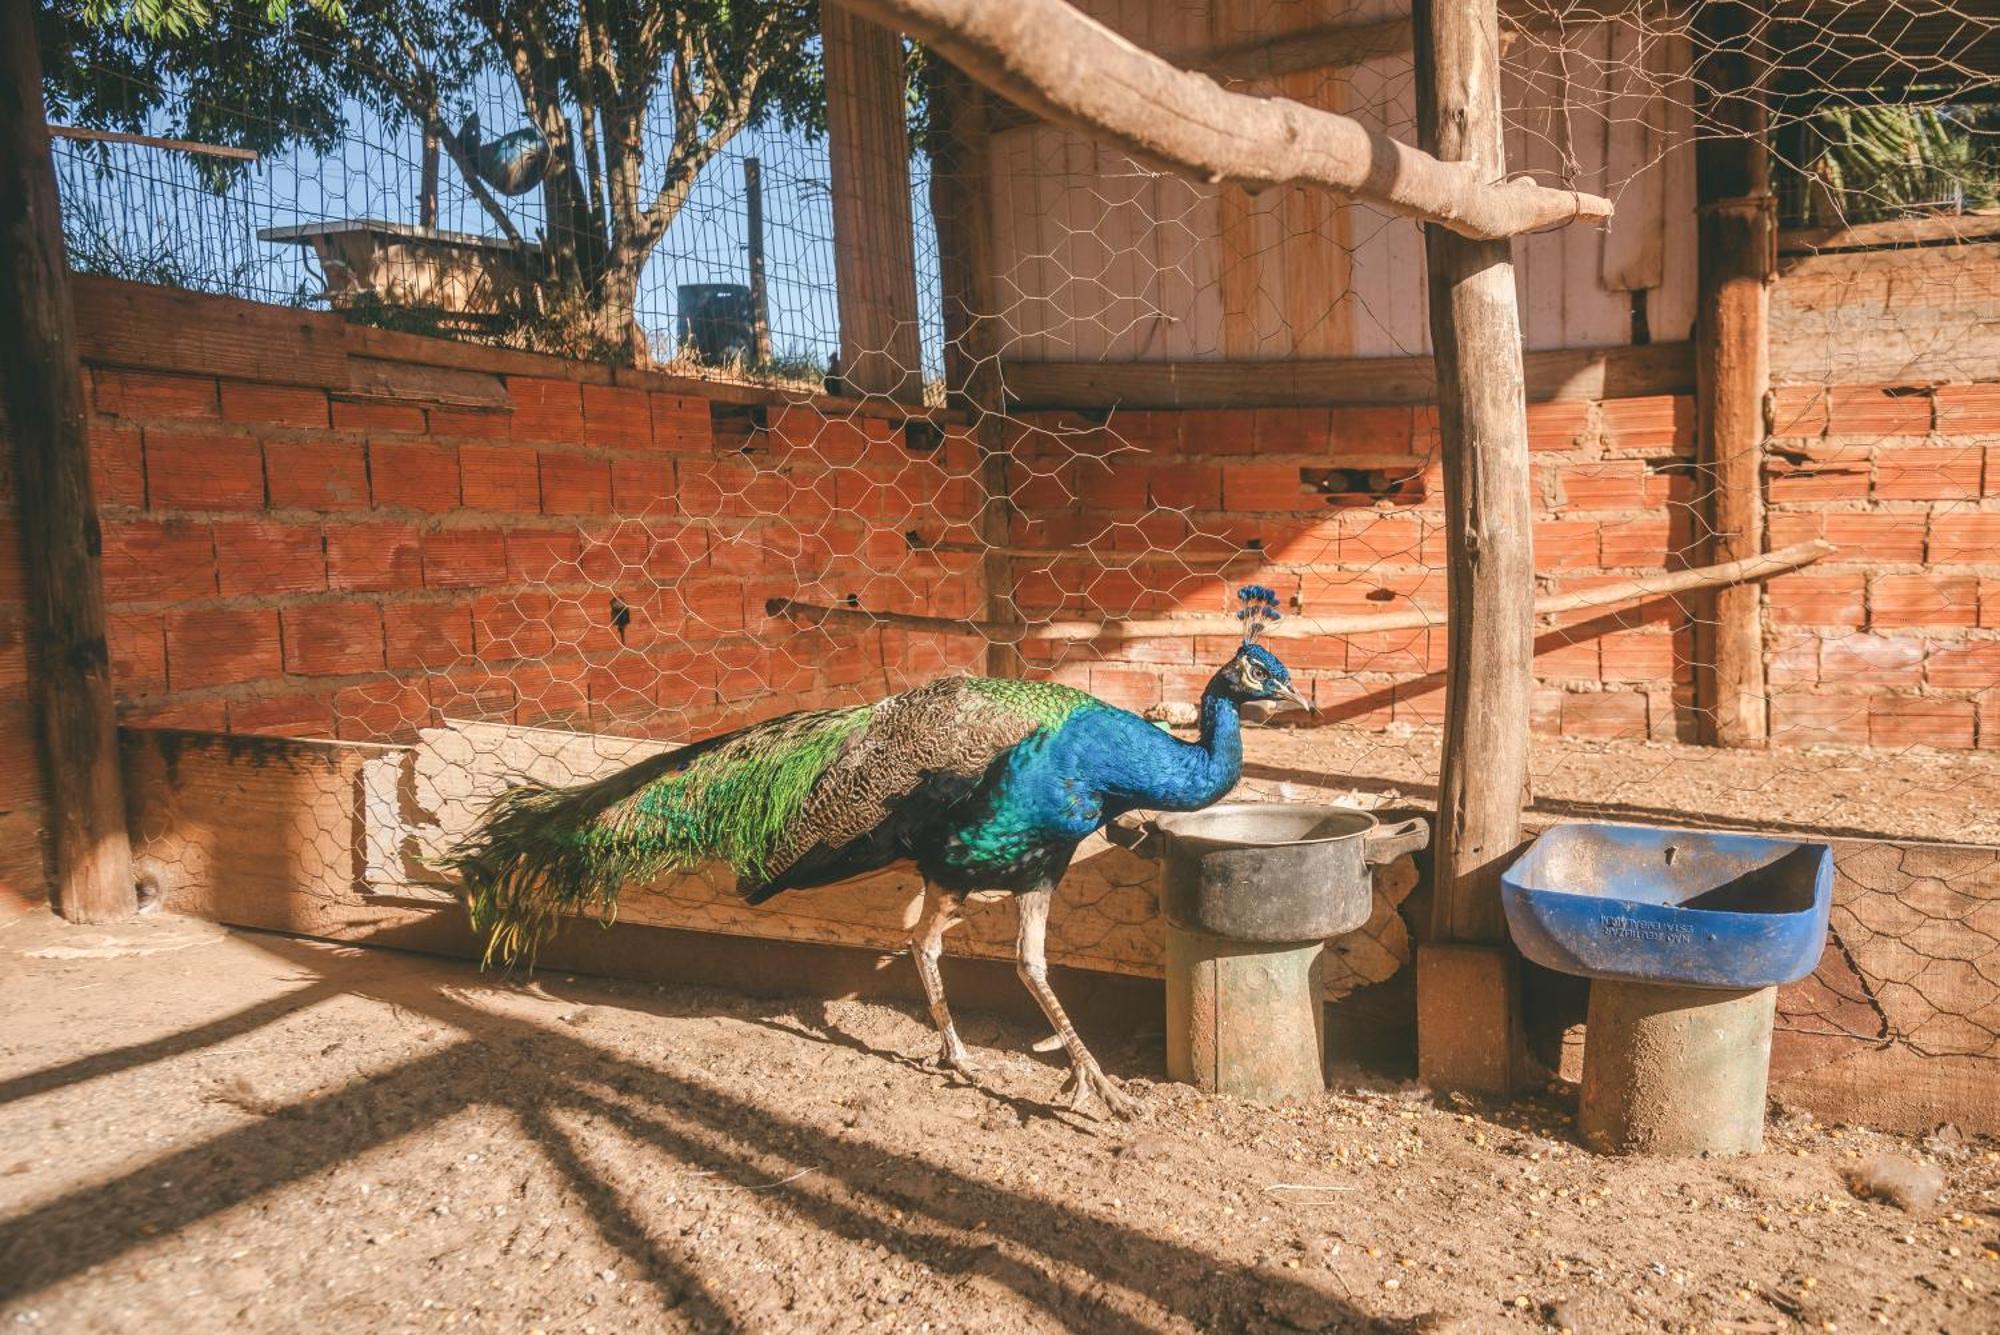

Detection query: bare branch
(831, 0), (1613, 239)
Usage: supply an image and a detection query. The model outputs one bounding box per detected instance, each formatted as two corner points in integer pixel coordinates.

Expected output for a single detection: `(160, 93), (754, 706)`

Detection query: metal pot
(1109, 802), (1429, 944)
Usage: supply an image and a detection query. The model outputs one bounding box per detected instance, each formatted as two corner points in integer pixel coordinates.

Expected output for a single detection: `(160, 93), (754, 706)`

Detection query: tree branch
(831, 0), (1613, 239)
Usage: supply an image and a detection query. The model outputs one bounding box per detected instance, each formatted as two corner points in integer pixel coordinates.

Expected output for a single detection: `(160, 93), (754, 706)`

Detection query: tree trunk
(1412, 0), (1533, 1094)
(0, 0), (136, 923)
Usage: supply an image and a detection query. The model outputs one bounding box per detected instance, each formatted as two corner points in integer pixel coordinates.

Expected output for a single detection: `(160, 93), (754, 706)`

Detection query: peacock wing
(763, 676), (1095, 883)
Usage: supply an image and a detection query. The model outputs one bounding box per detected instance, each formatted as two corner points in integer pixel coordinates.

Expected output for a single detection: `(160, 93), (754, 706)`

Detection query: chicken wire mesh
(37, 1), (2000, 1079)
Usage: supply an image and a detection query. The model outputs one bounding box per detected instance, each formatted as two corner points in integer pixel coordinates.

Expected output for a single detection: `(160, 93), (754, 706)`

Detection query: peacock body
(443, 589), (1304, 1116)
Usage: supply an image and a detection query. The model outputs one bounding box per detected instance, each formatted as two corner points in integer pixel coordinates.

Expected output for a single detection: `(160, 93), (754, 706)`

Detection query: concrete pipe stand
(1578, 981), (1775, 1156)
(1501, 822), (1833, 1158)
(1112, 803), (1428, 1104)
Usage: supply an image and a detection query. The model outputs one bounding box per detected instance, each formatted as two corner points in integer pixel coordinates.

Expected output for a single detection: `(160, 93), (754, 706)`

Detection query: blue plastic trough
(1502, 823), (1833, 991)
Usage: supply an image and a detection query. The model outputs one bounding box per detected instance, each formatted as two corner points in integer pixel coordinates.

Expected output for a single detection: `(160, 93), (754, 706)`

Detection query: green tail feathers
(438, 705), (874, 967)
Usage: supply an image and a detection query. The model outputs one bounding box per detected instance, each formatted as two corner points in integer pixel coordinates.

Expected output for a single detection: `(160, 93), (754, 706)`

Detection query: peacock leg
(1013, 886), (1141, 1119)
(913, 881), (977, 1074)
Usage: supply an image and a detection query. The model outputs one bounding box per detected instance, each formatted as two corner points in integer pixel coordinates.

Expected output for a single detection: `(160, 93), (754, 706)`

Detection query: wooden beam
(832, 0), (1611, 240)
(823, 1), (926, 403)
(766, 539), (1834, 642)
(0, 3), (135, 924)
(926, 63), (1022, 678)
(1412, 0), (1534, 1092)
(998, 343), (1694, 410)
(46, 123), (260, 162)
(1693, 2), (1774, 748)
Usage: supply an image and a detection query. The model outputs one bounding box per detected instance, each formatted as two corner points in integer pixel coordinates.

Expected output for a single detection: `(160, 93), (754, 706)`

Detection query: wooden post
(1693, 2), (1773, 748)
(744, 157), (773, 365)
(1411, 0), (1532, 1093)
(926, 62), (1021, 678)
(822, 0), (925, 403)
(420, 114), (440, 230)
(0, 0), (137, 924)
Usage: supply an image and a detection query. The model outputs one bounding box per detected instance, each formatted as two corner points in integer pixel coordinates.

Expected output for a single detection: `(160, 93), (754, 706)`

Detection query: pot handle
(1103, 815), (1161, 861)
(1363, 815), (1430, 866)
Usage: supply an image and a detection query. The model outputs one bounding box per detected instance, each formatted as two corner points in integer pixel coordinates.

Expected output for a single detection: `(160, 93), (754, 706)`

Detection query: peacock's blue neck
(1186, 684), (1244, 806)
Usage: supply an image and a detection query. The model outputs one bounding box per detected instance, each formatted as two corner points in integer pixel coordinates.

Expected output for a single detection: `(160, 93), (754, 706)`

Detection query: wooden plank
(1692, 0), (1773, 749)
(1556, 22), (1629, 349)
(2, 14), (135, 924)
(1649, 30), (1699, 344)
(822, 0), (926, 401)
(1000, 340), (1695, 409)
(344, 355), (508, 411)
(1599, 15), (1667, 294)
(1779, 210), (2000, 256)
(71, 273), (349, 389)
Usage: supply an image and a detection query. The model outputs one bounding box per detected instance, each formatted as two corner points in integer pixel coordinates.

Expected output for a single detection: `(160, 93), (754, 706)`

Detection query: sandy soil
(2, 909), (1996, 1334)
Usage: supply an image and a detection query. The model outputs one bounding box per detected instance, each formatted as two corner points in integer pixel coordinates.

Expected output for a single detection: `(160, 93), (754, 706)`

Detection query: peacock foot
(924, 1041), (981, 1078)
(1060, 1062), (1142, 1120)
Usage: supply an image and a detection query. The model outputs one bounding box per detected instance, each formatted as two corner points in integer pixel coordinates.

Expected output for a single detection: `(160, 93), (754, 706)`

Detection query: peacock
(441, 587), (1307, 1117)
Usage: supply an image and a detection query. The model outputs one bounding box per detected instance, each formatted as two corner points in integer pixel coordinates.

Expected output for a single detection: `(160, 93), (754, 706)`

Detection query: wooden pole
(744, 157), (773, 365)
(0, 0), (137, 924)
(1411, 0), (1533, 1093)
(822, 1), (926, 403)
(1693, 2), (1773, 748)
(420, 115), (440, 230)
(926, 61), (1021, 677)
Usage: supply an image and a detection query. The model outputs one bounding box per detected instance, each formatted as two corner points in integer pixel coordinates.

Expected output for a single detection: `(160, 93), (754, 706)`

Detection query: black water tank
(675, 283), (756, 365)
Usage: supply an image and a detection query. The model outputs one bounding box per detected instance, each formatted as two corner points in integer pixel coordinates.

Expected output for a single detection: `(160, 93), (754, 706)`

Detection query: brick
(218, 382), (328, 429)
(649, 394), (713, 453)
(1766, 451), (1872, 503)
(581, 384), (653, 448)
(100, 520), (215, 601)
(474, 590), (561, 660)
(1534, 519), (1601, 570)
(265, 440), (368, 511)
(326, 521), (422, 592)
(508, 376), (584, 443)
(89, 421), (145, 507)
(1341, 517), (1437, 565)
(1871, 573), (1979, 628)
(1767, 634), (1820, 686)
(1148, 463), (1222, 510)
(1818, 633), (1926, 687)
(1927, 511), (2000, 563)
(165, 606), (281, 688)
(427, 407), (510, 440)
(1223, 463), (1309, 512)
(1329, 405), (1417, 457)
(507, 659), (592, 727)
(332, 680), (433, 742)
(282, 602), (385, 676)
(1599, 631), (1677, 682)
(1599, 394), (1693, 454)
(93, 368), (217, 420)
(610, 456), (674, 514)
(1088, 665), (1161, 712)
(331, 399), (425, 433)
(229, 692), (334, 737)
(1346, 629), (1430, 674)
(458, 444), (543, 511)
(213, 518), (326, 596)
(145, 432), (264, 509)
(1985, 579), (2000, 629)
(1875, 446), (1982, 501)
(119, 697), (228, 731)
(1826, 385), (1933, 437)
(1926, 639), (2000, 689)
(369, 442), (460, 511)
(1769, 511), (1930, 564)
(1599, 517), (1676, 567)
(539, 452), (613, 515)
(429, 669), (518, 723)
(1180, 409), (1255, 456)
(505, 529), (584, 583)
(1554, 461), (1648, 511)
(1075, 461), (1149, 510)
(1934, 383), (2000, 434)
(1561, 690), (1648, 739)
(383, 600), (474, 669)
(1533, 629), (1600, 680)
(1869, 696), (1975, 750)
(422, 529), (508, 589)
(1769, 386), (1828, 438)
(1767, 573), (1865, 628)
(1526, 400), (1592, 452)
(105, 610), (167, 695)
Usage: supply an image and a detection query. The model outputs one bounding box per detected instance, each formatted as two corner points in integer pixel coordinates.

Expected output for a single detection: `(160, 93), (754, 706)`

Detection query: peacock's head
(1211, 585), (1311, 713)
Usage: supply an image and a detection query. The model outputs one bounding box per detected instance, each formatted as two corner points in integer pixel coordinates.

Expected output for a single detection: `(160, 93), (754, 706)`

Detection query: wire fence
(39, 0), (2000, 1095)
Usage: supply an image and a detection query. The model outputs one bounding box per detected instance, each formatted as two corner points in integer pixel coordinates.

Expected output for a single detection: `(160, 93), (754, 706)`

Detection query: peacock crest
(1235, 584), (1283, 642)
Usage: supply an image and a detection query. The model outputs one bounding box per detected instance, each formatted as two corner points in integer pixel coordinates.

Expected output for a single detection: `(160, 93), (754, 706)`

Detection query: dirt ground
(2, 910), (1996, 1335)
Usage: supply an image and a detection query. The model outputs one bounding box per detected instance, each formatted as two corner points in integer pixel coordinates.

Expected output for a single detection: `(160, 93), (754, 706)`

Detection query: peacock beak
(1273, 682), (1313, 715)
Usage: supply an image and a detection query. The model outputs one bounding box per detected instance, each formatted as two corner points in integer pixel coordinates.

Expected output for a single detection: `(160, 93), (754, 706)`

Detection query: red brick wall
(1764, 382), (2000, 750)
(2, 279), (985, 910)
(1008, 393), (1701, 743)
